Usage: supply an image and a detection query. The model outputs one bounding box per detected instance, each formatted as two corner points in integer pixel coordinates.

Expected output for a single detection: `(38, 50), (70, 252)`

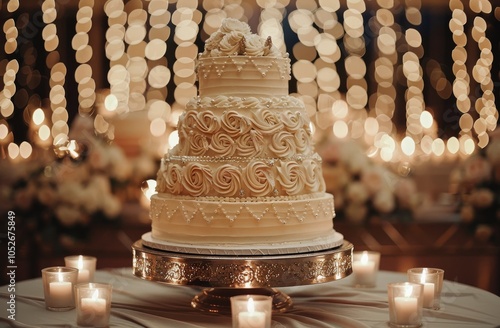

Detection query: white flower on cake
(244, 161), (274, 197)
(209, 131), (236, 156)
(182, 163), (212, 197)
(201, 18), (281, 58)
(163, 163), (183, 195)
(277, 162), (306, 195)
(219, 18), (251, 35)
(219, 31), (245, 56)
(220, 110), (252, 137)
(188, 133), (209, 156)
(252, 109), (283, 134)
(270, 131), (296, 158)
(281, 110), (304, 131)
(235, 130), (264, 157)
(294, 129), (310, 153)
(244, 34), (266, 56)
(303, 158), (322, 191)
(195, 111), (220, 134)
(213, 164), (243, 196)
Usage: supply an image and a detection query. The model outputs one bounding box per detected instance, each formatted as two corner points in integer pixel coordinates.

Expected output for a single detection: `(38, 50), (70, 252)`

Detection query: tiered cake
(143, 18), (342, 255)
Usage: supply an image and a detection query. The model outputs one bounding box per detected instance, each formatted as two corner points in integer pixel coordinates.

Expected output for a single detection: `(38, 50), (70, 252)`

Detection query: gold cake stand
(132, 240), (353, 314)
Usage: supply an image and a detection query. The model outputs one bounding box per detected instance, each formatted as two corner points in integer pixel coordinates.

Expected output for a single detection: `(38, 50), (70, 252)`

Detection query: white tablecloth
(1, 268), (499, 327)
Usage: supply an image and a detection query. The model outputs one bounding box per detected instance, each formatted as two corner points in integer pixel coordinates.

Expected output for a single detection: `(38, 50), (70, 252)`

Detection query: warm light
(364, 117), (379, 136)
(67, 140), (81, 159)
(104, 94), (119, 112)
(431, 138), (445, 156)
(447, 137), (459, 154)
(404, 285), (413, 298)
(7, 142), (19, 160)
(247, 297), (255, 313)
(332, 100), (348, 119)
(420, 111), (433, 129)
(39, 125), (51, 141)
(333, 120), (348, 139)
(77, 256), (84, 270)
(360, 251), (369, 264)
(0, 124), (8, 140)
(401, 136), (415, 156)
(19, 141), (32, 159)
(168, 130), (179, 149)
(32, 108), (45, 125)
(463, 138), (475, 155)
(150, 118), (166, 137)
(141, 179), (157, 208)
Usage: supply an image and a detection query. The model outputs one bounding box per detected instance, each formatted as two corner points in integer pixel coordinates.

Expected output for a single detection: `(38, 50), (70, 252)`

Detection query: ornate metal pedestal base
(132, 240), (353, 313)
(191, 287), (292, 314)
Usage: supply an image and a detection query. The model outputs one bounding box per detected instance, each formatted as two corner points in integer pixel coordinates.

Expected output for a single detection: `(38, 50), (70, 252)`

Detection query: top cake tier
(196, 18), (291, 98)
(197, 56), (291, 98)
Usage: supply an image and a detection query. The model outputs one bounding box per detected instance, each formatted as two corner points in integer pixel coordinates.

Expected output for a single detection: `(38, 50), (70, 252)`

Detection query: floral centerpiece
(450, 134), (500, 242)
(0, 117), (158, 252)
(318, 137), (421, 224)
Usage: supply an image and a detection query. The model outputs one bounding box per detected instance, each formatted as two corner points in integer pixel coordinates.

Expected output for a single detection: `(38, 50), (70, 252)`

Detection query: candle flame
(77, 255), (84, 269)
(57, 271), (64, 282)
(420, 268), (428, 284)
(404, 285), (413, 298)
(92, 289), (99, 300)
(247, 297), (255, 313)
(360, 251), (369, 264)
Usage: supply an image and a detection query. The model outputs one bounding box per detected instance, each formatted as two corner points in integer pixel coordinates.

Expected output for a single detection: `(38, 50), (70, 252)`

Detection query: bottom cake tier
(141, 230), (344, 256)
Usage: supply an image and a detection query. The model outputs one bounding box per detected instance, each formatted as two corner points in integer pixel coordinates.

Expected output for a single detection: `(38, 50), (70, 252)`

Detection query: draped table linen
(1, 268), (499, 327)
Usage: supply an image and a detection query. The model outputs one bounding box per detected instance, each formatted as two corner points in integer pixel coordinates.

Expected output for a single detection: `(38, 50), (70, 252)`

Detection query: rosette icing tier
(147, 18), (340, 255)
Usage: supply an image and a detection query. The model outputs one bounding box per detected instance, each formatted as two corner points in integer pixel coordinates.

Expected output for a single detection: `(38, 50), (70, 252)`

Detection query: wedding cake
(143, 18), (342, 255)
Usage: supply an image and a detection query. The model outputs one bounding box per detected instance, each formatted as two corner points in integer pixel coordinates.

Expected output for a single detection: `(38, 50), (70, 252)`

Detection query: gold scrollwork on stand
(132, 240), (353, 313)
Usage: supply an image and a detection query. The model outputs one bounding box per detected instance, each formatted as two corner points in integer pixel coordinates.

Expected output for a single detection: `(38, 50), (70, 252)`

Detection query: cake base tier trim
(132, 239), (353, 288)
(141, 231), (344, 256)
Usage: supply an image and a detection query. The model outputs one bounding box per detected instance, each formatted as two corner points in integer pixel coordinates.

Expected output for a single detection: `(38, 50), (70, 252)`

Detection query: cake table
(132, 239), (353, 313)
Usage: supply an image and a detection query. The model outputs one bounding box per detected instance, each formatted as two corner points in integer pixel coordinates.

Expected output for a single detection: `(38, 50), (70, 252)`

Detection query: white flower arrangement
(318, 138), (420, 224)
(450, 135), (500, 242)
(0, 124), (158, 250)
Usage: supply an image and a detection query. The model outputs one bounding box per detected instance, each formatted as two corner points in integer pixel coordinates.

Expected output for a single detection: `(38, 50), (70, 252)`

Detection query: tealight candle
(230, 295), (272, 328)
(407, 267), (445, 309)
(41, 267), (78, 311)
(388, 282), (424, 328)
(352, 251), (380, 287)
(75, 283), (112, 327)
(64, 255), (96, 283)
(238, 298), (266, 328)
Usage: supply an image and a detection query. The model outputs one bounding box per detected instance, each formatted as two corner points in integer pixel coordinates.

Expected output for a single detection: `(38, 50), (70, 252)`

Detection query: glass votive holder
(352, 251), (381, 287)
(64, 255), (97, 283)
(75, 283), (112, 327)
(41, 266), (78, 311)
(230, 295), (272, 328)
(407, 267), (445, 310)
(387, 282), (424, 328)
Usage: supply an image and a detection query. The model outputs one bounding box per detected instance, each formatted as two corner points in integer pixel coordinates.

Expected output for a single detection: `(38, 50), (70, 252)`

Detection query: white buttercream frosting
(149, 18), (338, 254)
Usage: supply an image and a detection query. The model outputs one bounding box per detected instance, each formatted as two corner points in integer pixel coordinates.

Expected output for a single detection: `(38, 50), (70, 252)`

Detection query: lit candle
(238, 297), (266, 328)
(48, 272), (73, 308)
(394, 285), (419, 325)
(420, 269), (435, 308)
(352, 251), (376, 286)
(65, 255), (96, 283)
(79, 289), (108, 327)
(76, 256), (90, 283)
